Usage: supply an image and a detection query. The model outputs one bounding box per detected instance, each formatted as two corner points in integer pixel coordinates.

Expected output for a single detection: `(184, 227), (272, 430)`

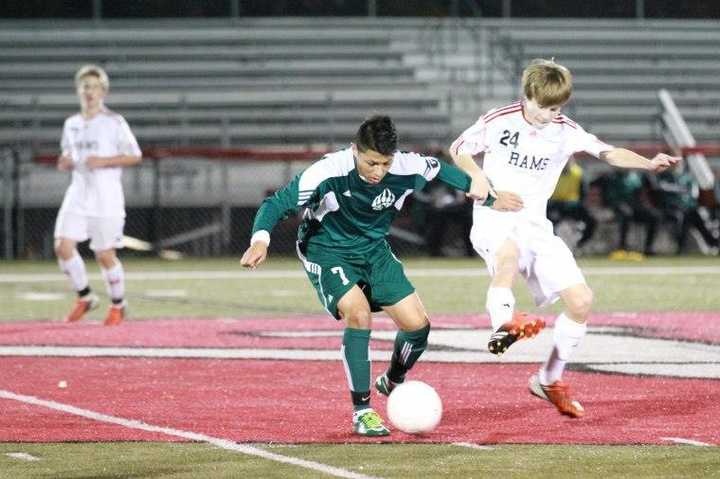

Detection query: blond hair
(521, 58), (572, 107)
(74, 64), (110, 91)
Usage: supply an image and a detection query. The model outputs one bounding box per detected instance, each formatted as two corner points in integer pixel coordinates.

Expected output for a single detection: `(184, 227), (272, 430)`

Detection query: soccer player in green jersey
(241, 115), (521, 436)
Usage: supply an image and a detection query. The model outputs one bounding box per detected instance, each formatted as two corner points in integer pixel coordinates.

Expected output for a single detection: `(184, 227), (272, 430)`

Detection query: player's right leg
(296, 244), (389, 436)
(338, 287), (390, 436)
(483, 239), (544, 355)
(54, 213), (98, 322)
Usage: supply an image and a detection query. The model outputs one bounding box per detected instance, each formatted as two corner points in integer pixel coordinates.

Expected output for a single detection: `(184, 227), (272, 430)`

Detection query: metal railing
(657, 88), (715, 190)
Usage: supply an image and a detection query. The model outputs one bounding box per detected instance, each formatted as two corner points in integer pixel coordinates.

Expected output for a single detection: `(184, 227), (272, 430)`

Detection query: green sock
(342, 328), (371, 411)
(387, 323), (430, 384)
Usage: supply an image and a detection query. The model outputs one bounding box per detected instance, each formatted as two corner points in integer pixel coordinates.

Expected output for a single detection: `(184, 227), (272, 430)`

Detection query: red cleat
(487, 311), (545, 355)
(104, 301), (127, 326)
(529, 374), (585, 418)
(64, 294), (99, 323)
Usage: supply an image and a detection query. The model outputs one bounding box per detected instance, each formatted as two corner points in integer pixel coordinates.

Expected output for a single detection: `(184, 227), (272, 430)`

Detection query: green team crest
(371, 188), (395, 210)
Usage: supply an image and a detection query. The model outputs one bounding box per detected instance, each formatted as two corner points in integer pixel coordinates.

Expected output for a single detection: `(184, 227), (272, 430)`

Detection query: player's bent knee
(404, 313), (429, 332)
(95, 250), (118, 269)
(54, 241), (75, 260)
(342, 309), (373, 329)
(566, 286), (593, 319)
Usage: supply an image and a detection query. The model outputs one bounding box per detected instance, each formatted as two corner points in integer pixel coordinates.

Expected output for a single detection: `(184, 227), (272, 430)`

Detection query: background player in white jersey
(54, 65), (142, 326)
(450, 59), (680, 418)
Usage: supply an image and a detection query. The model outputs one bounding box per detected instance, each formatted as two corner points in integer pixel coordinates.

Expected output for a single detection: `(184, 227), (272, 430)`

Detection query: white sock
(539, 313), (587, 384)
(486, 287), (515, 331)
(58, 253), (89, 292)
(101, 261), (125, 302)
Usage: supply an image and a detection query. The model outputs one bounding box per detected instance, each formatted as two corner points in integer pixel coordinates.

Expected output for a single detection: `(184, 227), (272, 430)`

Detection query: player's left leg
(530, 283), (592, 418)
(525, 235), (590, 417)
(376, 292), (430, 396)
(89, 217), (126, 326)
(364, 244), (429, 396)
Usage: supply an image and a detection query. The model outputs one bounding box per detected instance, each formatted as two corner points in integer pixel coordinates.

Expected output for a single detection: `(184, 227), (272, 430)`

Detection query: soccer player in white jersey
(450, 59), (680, 417)
(54, 65), (142, 326)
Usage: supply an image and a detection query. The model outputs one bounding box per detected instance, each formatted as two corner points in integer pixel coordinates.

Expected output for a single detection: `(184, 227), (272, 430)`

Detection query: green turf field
(1, 442), (719, 479)
(1, 256), (719, 321)
(1, 256), (719, 478)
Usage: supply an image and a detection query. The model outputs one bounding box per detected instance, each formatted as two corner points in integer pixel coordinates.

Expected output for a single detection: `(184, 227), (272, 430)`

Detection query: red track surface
(1, 313), (718, 445)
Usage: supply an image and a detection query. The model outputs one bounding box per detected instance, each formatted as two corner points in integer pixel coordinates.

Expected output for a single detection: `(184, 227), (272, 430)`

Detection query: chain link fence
(4, 145), (718, 261)
(2, 146), (468, 260)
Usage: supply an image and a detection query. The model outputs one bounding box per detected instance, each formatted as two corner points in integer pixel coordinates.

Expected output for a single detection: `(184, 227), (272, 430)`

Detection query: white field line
(452, 442), (494, 450)
(5, 452), (41, 461)
(1, 266), (720, 283)
(661, 437), (715, 447)
(0, 389), (380, 479)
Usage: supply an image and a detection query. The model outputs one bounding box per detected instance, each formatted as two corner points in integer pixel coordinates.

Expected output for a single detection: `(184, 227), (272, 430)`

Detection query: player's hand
(57, 155), (73, 171)
(86, 156), (105, 170)
(491, 191), (524, 212)
(240, 241), (268, 269)
(649, 153), (681, 173)
(466, 172), (494, 202)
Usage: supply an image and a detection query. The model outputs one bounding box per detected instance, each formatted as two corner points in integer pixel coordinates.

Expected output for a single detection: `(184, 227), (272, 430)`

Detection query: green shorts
(296, 240), (415, 320)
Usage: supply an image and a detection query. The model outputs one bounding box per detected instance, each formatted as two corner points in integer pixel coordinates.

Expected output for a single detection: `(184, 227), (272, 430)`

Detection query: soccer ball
(386, 380), (442, 434)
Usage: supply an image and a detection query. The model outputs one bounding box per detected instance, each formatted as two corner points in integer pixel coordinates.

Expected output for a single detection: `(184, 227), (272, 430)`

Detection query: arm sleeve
(435, 160), (495, 207)
(60, 120), (71, 156)
(569, 125), (613, 158)
(251, 174), (303, 235)
(450, 117), (488, 157)
(116, 117), (142, 157)
(436, 160), (471, 192)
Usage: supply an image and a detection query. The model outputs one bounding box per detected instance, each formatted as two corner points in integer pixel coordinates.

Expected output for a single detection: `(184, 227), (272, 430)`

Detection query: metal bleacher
(1, 17), (719, 153)
(0, 19), (458, 152)
(488, 19), (720, 145)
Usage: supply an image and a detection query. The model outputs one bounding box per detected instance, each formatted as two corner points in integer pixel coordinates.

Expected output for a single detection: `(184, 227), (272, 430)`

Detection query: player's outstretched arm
(241, 173), (305, 270)
(600, 148), (681, 173)
(240, 240), (268, 270)
(86, 154), (142, 169)
(57, 154), (73, 171)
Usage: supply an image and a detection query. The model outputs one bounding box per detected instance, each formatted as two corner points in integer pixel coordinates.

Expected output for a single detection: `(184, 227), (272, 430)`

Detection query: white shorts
(470, 207), (586, 307)
(54, 211), (125, 252)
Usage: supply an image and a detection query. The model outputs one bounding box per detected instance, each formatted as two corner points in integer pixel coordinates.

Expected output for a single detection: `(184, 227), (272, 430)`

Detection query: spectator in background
(652, 167), (719, 255)
(547, 157), (596, 251)
(413, 151), (474, 257)
(54, 64), (142, 326)
(598, 170), (662, 258)
(415, 179), (474, 257)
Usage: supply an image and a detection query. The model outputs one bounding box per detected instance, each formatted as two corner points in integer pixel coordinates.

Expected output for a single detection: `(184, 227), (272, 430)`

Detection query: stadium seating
(487, 18), (720, 144)
(0, 19), (455, 151)
(0, 17), (718, 151)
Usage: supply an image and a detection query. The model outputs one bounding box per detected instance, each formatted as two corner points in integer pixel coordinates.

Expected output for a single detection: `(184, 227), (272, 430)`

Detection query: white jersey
(58, 108), (141, 218)
(451, 101), (613, 220)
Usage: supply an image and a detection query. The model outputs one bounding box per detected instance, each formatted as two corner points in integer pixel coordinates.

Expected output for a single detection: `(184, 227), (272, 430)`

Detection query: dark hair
(355, 115), (398, 156)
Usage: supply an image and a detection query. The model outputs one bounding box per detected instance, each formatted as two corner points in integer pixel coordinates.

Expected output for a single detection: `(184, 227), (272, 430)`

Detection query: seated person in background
(598, 170), (662, 257)
(414, 176), (474, 257)
(547, 157), (596, 250)
(651, 167), (719, 255)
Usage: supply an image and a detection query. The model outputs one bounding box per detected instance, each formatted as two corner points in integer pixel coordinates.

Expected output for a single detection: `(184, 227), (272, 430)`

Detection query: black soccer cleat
(487, 312), (545, 355)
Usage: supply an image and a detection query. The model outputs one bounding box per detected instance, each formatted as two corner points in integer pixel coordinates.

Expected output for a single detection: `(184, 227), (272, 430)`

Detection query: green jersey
(252, 147), (474, 254)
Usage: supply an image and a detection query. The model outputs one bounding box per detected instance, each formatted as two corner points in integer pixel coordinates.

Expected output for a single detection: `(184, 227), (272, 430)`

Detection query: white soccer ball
(386, 380), (442, 434)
